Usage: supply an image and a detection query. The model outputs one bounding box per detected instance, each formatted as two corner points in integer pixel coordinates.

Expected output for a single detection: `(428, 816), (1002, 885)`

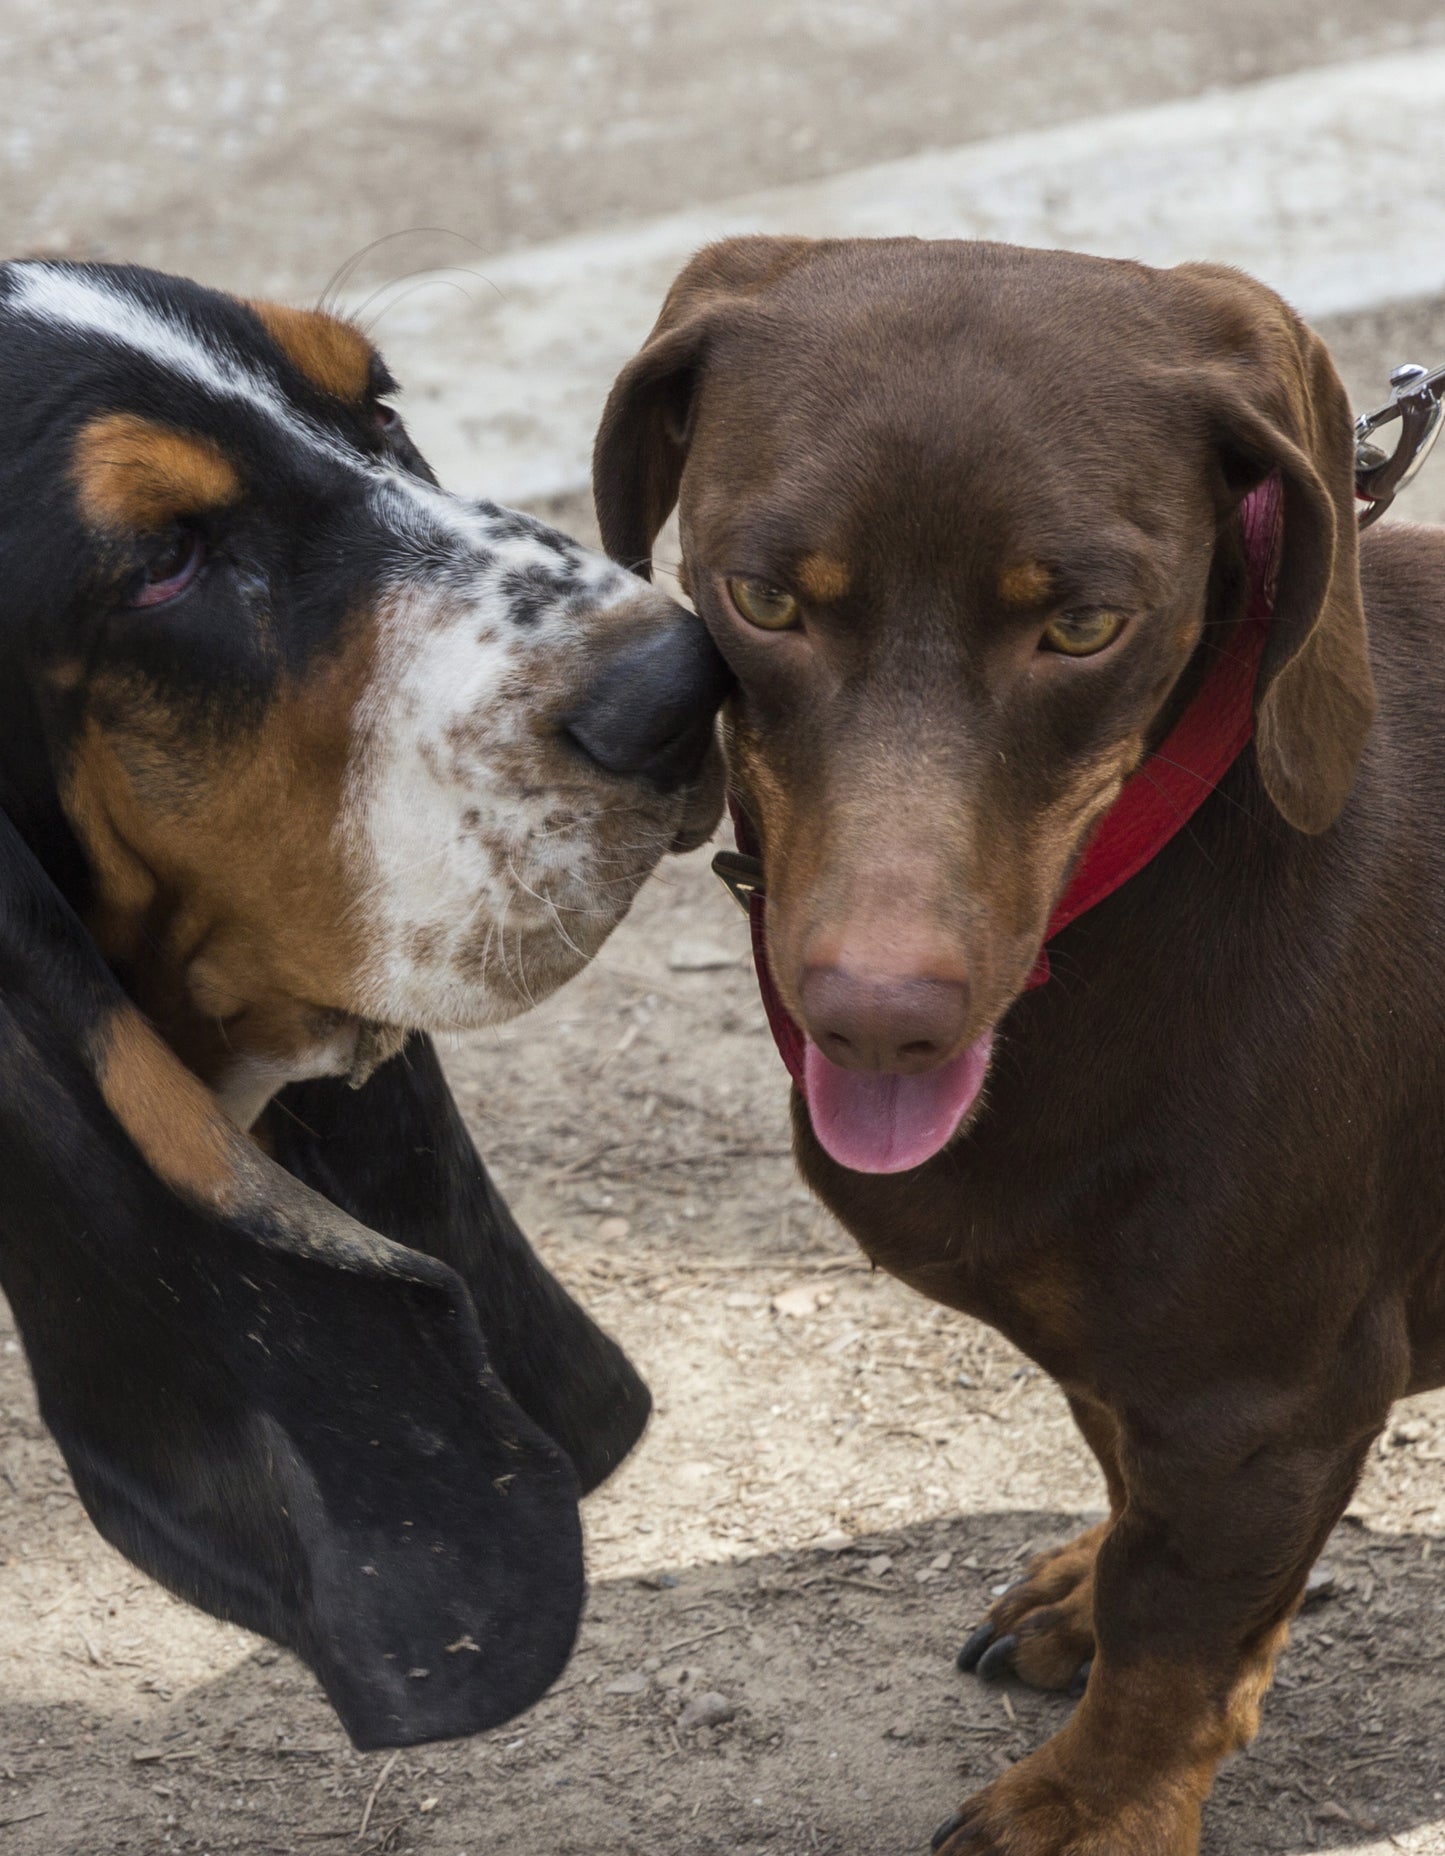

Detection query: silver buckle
(711, 848), (765, 915)
(1355, 362), (1445, 528)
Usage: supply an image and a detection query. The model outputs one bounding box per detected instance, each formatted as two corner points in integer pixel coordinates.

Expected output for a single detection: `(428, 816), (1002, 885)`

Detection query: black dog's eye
(125, 526), (206, 610)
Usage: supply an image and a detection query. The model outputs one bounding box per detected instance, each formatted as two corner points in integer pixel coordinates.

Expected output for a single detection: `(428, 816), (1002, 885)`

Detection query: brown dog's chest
(789, 738), (1445, 1403)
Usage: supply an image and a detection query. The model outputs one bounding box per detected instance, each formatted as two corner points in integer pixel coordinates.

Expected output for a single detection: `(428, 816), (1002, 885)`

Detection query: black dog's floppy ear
(269, 1037), (651, 1499)
(1176, 262), (1375, 835)
(593, 235), (820, 577)
(0, 809), (586, 1750)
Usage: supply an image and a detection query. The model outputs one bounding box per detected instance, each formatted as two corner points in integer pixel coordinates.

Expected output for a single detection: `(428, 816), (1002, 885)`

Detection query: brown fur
(73, 413), (241, 532)
(65, 613), (376, 1090)
(594, 236), (1440, 1854)
(796, 552), (851, 604)
(94, 1006), (240, 1206)
(248, 300), (374, 403)
(997, 560), (1053, 608)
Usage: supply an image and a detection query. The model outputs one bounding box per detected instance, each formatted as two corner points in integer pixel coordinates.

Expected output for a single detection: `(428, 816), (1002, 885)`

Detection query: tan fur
(64, 615), (378, 1088)
(998, 560), (1053, 608)
(796, 552), (851, 604)
(248, 300), (374, 403)
(73, 414), (241, 532)
(94, 1007), (239, 1206)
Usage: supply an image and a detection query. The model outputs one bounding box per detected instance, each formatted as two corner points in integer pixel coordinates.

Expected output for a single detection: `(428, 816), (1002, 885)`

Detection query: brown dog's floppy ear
(593, 236), (819, 577)
(1178, 263), (1375, 834)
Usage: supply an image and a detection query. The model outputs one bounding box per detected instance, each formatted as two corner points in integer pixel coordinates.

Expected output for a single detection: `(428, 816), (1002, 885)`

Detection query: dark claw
(931, 1810), (967, 1851)
(956, 1623), (996, 1672)
(1069, 1657), (1093, 1699)
(975, 1632), (1019, 1681)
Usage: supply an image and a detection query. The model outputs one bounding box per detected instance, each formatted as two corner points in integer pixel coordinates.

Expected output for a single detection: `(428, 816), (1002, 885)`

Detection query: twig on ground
(358, 1750), (399, 1839)
(659, 1621), (747, 1656)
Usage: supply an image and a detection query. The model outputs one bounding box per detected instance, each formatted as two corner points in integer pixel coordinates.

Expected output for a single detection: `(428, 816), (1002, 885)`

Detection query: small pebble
(603, 1671), (649, 1695)
(814, 1530), (851, 1553)
(678, 1690), (736, 1730)
(865, 1554), (894, 1577)
(1302, 1563), (1338, 1608)
(597, 1215), (631, 1242)
(668, 936), (738, 971)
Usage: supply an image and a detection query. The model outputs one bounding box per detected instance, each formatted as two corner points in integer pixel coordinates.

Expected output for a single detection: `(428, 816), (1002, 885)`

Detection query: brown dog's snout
(799, 965), (971, 1073)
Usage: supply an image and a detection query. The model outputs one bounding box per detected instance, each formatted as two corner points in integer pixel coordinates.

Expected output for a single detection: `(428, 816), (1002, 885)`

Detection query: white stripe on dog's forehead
(7, 262), (635, 590)
(11, 264), (306, 428)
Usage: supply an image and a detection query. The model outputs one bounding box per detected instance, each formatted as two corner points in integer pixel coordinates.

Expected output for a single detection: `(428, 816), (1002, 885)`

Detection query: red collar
(717, 479), (1283, 1087)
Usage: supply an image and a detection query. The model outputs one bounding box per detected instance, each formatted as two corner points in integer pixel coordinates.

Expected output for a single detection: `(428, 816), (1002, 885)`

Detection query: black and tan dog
(0, 260), (726, 1749)
(595, 236), (1445, 1853)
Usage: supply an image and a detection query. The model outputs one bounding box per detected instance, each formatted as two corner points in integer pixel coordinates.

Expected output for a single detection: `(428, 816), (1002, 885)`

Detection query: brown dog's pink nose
(799, 966), (971, 1073)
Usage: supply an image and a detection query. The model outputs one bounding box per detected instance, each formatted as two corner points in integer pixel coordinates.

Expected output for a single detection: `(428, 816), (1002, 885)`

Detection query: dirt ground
(7, 1), (1444, 300)
(4, 458), (1445, 1855)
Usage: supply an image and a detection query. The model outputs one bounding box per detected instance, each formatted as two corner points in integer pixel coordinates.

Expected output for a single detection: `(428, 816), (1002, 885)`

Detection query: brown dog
(593, 236), (1445, 1854)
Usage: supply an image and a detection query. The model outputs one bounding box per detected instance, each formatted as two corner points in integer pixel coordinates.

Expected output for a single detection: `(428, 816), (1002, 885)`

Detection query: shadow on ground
(3, 1504), (1441, 1856)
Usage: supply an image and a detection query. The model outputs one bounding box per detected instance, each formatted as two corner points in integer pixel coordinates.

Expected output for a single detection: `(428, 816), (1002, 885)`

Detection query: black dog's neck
(0, 666), (92, 917)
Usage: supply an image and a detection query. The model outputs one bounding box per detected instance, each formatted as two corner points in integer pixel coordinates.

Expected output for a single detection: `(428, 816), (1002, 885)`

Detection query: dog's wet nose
(799, 966), (971, 1073)
(564, 602), (732, 793)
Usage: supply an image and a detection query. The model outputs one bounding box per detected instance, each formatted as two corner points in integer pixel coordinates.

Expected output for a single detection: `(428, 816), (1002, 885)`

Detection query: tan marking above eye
(796, 552), (851, 604)
(728, 578), (800, 631)
(1040, 609), (1126, 657)
(998, 561), (1054, 608)
(246, 299), (375, 403)
(73, 414), (241, 533)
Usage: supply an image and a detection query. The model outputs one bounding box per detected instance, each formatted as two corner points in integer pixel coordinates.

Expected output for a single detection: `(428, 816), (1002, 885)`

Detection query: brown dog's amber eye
(728, 578), (800, 631)
(1040, 609), (1125, 657)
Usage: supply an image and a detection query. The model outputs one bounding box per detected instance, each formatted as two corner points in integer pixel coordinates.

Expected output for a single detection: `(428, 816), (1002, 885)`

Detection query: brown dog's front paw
(957, 1522), (1104, 1691)
(929, 1746), (1200, 1856)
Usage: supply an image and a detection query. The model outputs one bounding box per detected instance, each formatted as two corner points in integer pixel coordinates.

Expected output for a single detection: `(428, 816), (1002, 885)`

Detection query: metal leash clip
(1356, 361), (1445, 528)
(712, 845), (765, 914)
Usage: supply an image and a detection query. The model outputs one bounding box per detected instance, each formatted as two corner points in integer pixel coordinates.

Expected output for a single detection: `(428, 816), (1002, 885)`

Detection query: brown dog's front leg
(933, 1403), (1381, 1856)
(958, 1396), (1123, 1691)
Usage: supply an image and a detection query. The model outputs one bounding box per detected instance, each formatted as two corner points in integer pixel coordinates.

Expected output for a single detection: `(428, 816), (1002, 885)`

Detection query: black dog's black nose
(564, 603), (732, 792)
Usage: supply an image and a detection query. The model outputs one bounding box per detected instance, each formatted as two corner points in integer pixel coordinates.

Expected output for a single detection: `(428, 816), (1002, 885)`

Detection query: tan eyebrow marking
(247, 300), (376, 403)
(997, 561), (1054, 608)
(796, 553), (851, 603)
(73, 413), (242, 532)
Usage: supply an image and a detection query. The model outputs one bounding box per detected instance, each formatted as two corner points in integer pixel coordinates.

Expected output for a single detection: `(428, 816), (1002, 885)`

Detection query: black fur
(0, 261), (651, 1748)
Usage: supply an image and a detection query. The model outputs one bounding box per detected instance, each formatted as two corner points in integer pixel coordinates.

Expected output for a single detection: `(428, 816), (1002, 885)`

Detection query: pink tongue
(803, 1033), (994, 1175)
